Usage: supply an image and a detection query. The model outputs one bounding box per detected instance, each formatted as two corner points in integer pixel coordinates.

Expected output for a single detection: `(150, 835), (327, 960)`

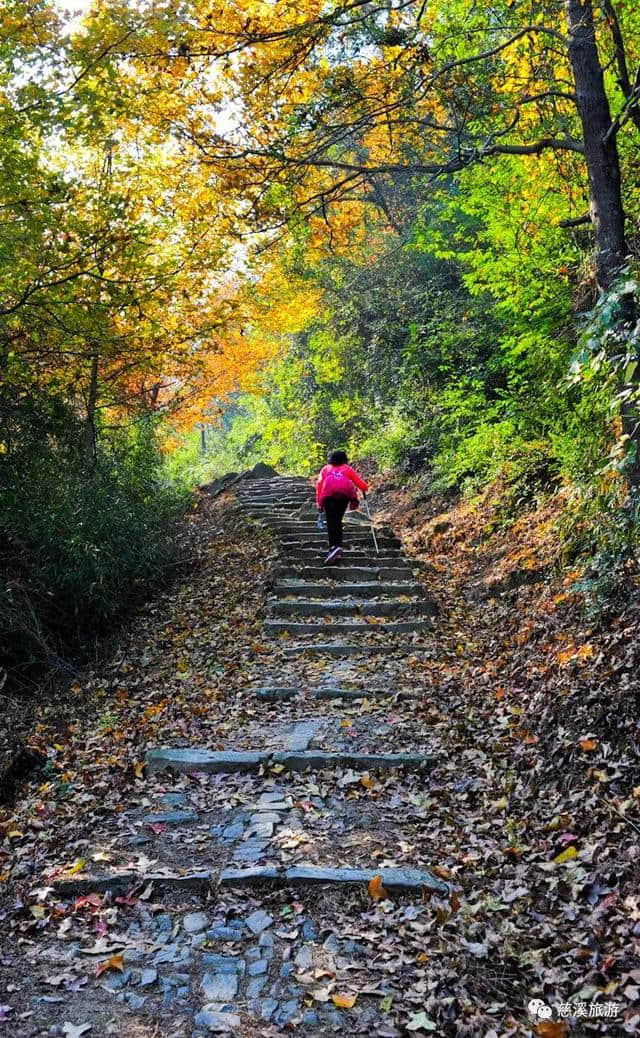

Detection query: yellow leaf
(63, 859), (87, 876)
(553, 845), (577, 864)
(332, 992), (357, 1008)
(360, 775), (376, 789)
(134, 761), (145, 779)
(368, 874), (388, 901)
(7, 830), (24, 839)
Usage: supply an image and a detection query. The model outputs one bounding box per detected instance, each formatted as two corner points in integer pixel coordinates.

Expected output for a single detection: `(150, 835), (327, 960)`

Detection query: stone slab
(285, 865), (449, 894)
(146, 748), (269, 775)
(271, 750), (435, 772)
(52, 870), (212, 896)
(265, 619), (432, 635)
(142, 810), (198, 825)
(218, 865), (448, 895)
(282, 643), (430, 658)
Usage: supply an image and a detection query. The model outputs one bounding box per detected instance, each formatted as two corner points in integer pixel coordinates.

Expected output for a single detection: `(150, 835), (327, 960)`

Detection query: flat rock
(184, 912), (209, 934)
(272, 750), (435, 772)
(52, 869), (211, 896)
(219, 866), (280, 887)
(284, 865), (449, 894)
(142, 809), (198, 825)
(245, 909), (273, 934)
(201, 954), (245, 975)
(281, 719), (326, 751)
(201, 971), (239, 1002)
(194, 1009), (242, 1033)
(146, 748), (268, 775)
(256, 687), (297, 701)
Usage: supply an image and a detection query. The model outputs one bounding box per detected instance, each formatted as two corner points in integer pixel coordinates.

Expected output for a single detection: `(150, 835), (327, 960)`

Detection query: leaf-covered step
(265, 618), (432, 635)
(267, 598), (434, 618)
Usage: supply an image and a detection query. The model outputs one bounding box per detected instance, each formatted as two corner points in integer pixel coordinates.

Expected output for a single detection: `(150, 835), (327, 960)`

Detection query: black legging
(323, 495), (349, 547)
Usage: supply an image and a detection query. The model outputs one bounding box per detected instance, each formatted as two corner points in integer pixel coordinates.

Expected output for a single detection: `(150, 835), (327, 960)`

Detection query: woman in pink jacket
(316, 450), (369, 565)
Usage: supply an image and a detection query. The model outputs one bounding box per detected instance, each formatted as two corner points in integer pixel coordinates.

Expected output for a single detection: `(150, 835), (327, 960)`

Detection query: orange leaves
(535, 1021), (569, 1038)
(579, 738), (598, 752)
(96, 954), (124, 977)
(332, 992), (357, 1008)
(368, 874), (389, 902)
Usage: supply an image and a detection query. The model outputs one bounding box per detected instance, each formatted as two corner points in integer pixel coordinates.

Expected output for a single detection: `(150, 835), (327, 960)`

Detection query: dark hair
(328, 449), (348, 465)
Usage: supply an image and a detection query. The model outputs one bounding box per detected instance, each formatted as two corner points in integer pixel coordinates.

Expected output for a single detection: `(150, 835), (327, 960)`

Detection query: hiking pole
(363, 494), (379, 555)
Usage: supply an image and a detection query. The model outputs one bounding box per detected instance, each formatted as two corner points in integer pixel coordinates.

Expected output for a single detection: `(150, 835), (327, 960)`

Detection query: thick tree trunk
(565, 0), (639, 484)
(564, 0), (627, 290)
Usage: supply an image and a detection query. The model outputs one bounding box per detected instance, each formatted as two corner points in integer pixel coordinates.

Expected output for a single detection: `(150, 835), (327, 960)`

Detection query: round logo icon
(528, 999), (552, 1020)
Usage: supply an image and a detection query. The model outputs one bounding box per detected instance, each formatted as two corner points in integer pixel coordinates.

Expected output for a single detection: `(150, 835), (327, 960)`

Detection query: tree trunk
(565, 0), (639, 484)
(84, 351), (99, 476)
(564, 0), (627, 290)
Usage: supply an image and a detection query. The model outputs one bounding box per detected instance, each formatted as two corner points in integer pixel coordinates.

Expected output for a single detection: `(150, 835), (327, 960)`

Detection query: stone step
(274, 580), (423, 599)
(146, 746), (432, 775)
(279, 536), (399, 550)
(270, 522), (391, 534)
(276, 565), (415, 581)
(255, 685), (394, 701)
(281, 551), (405, 564)
(282, 641), (429, 658)
(265, 618), (432, 635)
(268, 599), (434, 618)
(53, 863), (448, 899)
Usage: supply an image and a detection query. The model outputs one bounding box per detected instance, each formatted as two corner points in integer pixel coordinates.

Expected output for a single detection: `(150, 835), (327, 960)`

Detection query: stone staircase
(43, 474), (445, 1036)
(237, 475), (436, 657)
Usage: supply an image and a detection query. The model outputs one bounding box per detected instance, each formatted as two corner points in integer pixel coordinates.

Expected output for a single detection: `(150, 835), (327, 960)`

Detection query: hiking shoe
(324, 546), (342, 566)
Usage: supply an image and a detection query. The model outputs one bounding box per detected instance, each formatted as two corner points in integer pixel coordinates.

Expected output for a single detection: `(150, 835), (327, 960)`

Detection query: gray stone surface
(281, 718), (326, 751)
(146, 748), (269, 775)
(201, 954), (245, 975)
(272, 750), (435, 772)
(206, 926), (244, 941)
(245, 909), (273, 934)
(232, 839), (268, 863)
(139, 968), (157, 986)
(201, 971), (239, 1002)
(194, 1009), (241, 1033)
(142, 809), (199, 824)
(256, 687), (297, 701)
(219, 866), (279, 886)
(259, 998), (278, 1021)
(247, 958), (268, 977)
(246, 976), (268, 998)
(184, 911), (208, 934)
(160, 792), (188, 806)
(284, 864), (449, 893)
(52, 869), (211, 896)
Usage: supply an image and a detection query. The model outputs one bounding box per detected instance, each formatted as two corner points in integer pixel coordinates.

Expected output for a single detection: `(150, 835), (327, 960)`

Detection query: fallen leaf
(553, 845), (577, 864)
(62, 1025), (92, 1038)
(406, 1010), (437, 1031)
(535, 1022), (569, 1037)
(579, 738), (598, 752)
(332, 992), (357, 1008)
(95, 954), (124, 977)
(368, 874), (389, 902)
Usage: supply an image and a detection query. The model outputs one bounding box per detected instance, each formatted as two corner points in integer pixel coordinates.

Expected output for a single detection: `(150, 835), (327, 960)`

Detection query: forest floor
(0, 473), (639, 1038)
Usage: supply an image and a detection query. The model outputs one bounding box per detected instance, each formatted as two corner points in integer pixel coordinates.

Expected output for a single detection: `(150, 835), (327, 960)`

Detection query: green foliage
(0, 397), (189, 689)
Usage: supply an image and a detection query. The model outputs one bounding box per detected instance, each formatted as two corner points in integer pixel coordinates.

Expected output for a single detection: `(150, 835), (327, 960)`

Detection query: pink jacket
(316, 464), (369, 508)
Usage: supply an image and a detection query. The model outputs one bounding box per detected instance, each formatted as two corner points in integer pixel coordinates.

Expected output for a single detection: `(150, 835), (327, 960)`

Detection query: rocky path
(4, 474), (639, 1037)
(4, 475), (460, 1038)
